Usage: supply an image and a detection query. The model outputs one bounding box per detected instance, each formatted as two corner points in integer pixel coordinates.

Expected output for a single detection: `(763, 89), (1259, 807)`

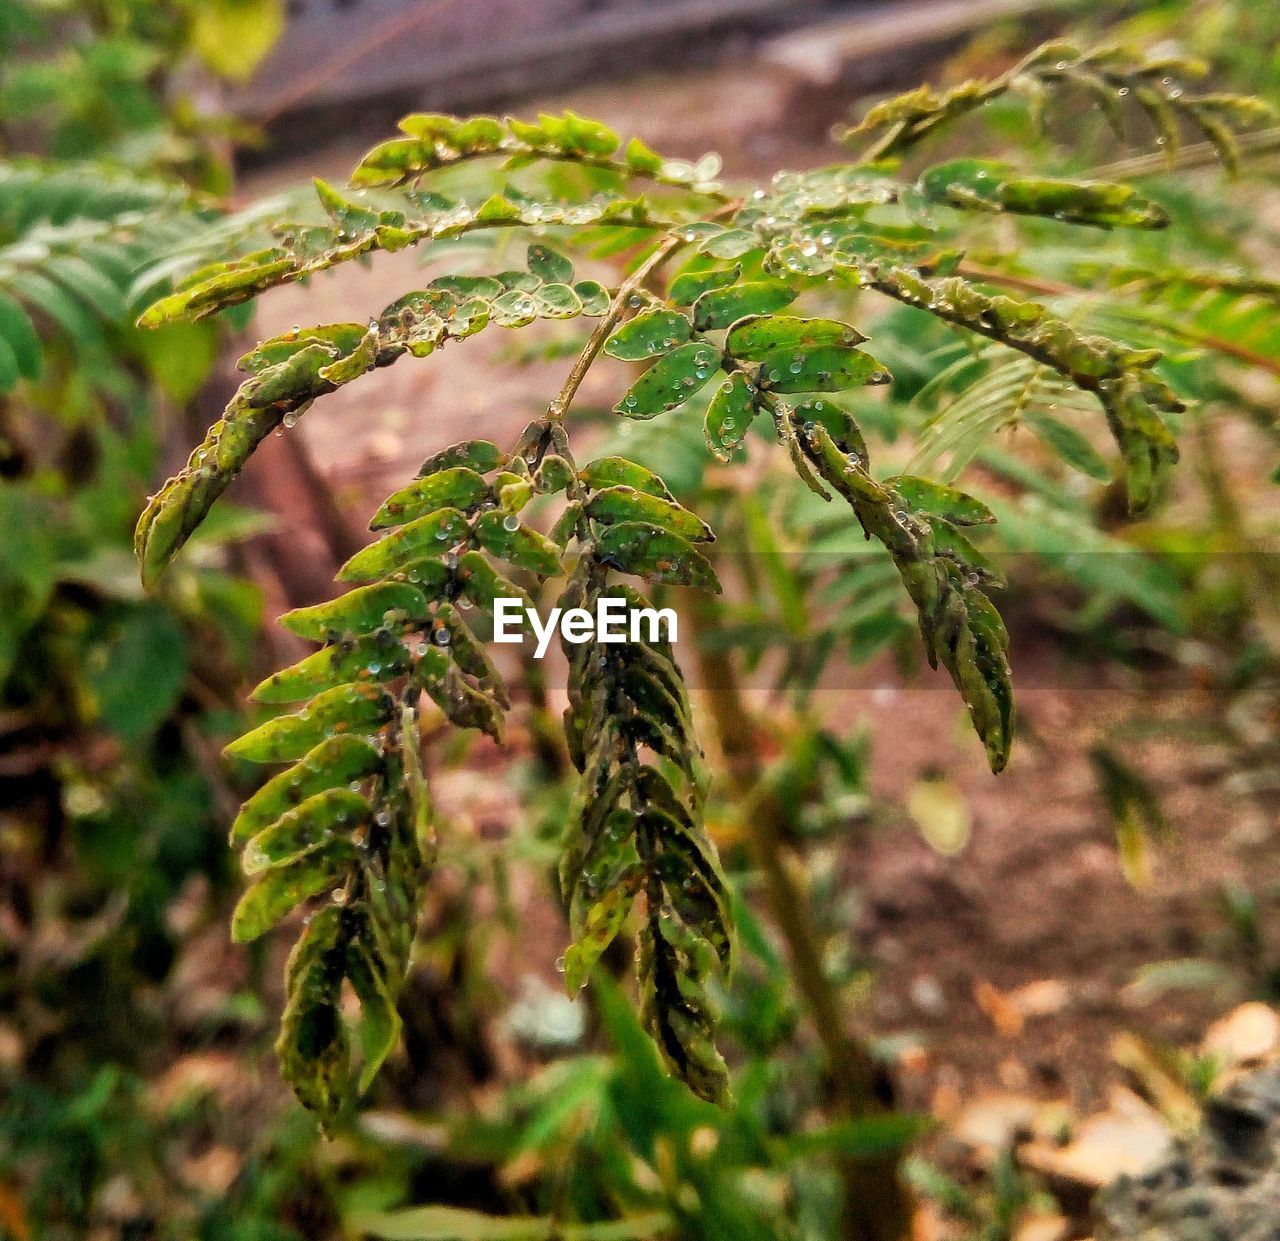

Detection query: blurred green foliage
(2, 2), (1279, 1240)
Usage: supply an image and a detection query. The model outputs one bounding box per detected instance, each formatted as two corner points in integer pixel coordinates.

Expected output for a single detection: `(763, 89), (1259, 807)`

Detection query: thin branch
(957, 263), (1280, 378)
(546, 202), (741, 423)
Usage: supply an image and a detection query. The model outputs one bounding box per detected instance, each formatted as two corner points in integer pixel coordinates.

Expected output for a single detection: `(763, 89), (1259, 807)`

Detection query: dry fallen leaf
(950, 1092), (1041, 1160)
(975, 980), (1024, 1037)
(907, 775), (971, 855)
(975, 978), (1071, 1038)
(1110, 1032), (1200, 1131)
(1014, 1213), (1070, 1241)
(1202, 1002), (1280, 1067)
(1021, 1086), (1171, 1190)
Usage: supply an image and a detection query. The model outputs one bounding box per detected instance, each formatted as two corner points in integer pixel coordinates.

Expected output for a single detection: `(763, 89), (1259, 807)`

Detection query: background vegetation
(1, 2), (1277, 1239)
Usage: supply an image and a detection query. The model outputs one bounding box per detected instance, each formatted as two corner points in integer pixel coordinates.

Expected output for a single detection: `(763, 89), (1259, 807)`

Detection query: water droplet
(554, 954), (567, 973)
(503, 513), (520, 531)
(433, 627), (451, 646)
(332, 888), (349, 905)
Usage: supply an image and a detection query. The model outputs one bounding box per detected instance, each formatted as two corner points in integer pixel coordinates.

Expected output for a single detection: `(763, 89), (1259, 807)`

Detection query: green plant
(0, 5), (294, 1233)
(124, 36), (1273, 1238)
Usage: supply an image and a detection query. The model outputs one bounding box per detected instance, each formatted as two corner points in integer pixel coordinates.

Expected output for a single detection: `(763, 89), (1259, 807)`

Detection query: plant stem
(955, 263), (1280, 379)
(547, 204), (740, 424)
(688, 600), (913, 1241)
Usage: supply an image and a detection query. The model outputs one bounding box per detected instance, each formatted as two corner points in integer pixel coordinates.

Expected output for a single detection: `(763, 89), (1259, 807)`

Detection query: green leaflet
(638, 904), (730, 1105)
(756, 344), (888, 394)
(454, 550), (532, 613)
(926, 518), (1005, 587)
(578, 456), (676, 501)
(242, 788), (370, 874)
(887, 476), (995, 527)
(534, 453), (576, 494)
(344, 934), (402, 1094)
(275, 908), (348, 1129)
(585, 486), (713, 543)
(338, 509), (472, 581)
(564, 849), (643, 993)
(471, 511), (562, 574)
(704, 372), (760, 461)
(0, 291), (41, 385)
(792, 398), (868, 462)
(400, 707), (436, 868)
(1024, 409), (1112, 482)
(526, 243), (574, 284)
(668, 263), (739, 306)
(251, 631), (412, 703)
(535, 284), (583, 318)
(725, 314), (867, 359)
(370, 467), (492, 529)
(139, 248), (294, 325)
(999, 177), (1169, 229)
(414, 644), (506, 742)
(238, 323), (368, 374)
(918, 159), (1170, 229)
(692, 280), (797, 330)
(231, 735), (383, 844)
(231, 840), (358, 941)
(279, 582), (433, 641)
(225, 684), (394, 763)
(134, 403), (276, 588)
(698, 227), (760, 259)
(434, 603), (509, 707)
(954, 590), (1014, 773)
(604, 309), (692, 361)
(615, 342), (722, 418)
(596, 522), (720, 591)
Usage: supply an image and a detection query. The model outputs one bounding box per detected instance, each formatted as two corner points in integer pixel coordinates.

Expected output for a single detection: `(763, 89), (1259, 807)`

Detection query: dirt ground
(233, 54), (1280, 1133)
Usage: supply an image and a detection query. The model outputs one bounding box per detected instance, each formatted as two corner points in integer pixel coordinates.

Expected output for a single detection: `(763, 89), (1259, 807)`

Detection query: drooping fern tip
(122, 42), (1274, 1125)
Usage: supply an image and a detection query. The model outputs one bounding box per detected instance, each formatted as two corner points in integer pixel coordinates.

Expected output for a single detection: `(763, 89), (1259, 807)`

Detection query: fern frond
(0, 161), (201, 389)
(909, 349), (1108, 482)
